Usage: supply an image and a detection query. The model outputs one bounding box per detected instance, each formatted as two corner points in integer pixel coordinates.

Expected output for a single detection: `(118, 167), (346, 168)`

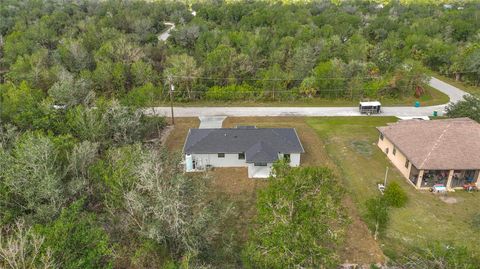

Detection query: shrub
(36, 199), (114, 269)
(244, 165), (347, 268)
(395, 242), (480, 269)
(364, 196), (389, 240)
(0, 81), (45, 129)
(205, 84), (257, 101)
(121, 83), (162, 107)
(471, 213), (480, 230)
(383, 181), (408, 208)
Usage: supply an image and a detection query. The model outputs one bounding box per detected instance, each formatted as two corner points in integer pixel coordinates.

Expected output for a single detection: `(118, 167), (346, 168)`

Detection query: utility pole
(168, 76), (175, 125)
(384, 166), (389, 186)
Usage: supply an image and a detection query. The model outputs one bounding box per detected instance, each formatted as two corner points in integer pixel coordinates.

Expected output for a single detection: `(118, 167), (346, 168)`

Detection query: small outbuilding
(183, 126), (304, 178)
(377, 118), (480, 191)
(359, 101), (382, 115)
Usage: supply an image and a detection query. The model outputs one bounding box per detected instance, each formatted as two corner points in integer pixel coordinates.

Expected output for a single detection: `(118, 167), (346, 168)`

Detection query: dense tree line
(1, 0), (480, 104)
(2, 0), (480, 268)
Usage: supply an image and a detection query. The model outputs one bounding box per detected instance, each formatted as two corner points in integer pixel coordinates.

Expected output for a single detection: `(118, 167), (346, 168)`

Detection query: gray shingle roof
(377, 118), (480, 170)
(183, 127), (304, 163)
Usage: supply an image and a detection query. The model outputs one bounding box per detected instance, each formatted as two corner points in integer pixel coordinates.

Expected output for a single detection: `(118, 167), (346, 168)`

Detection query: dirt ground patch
(208, 167), (268, 240)
(209, 167), (265, 195)
(164, 117), (199, 151)
(439, 195), (460, 204)
(223, 117), (384, 264)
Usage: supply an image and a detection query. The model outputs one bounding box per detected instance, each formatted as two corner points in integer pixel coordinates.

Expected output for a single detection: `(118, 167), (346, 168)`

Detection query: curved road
(158, 22), (175, 41)
(158, 9), (196, 42)
(147, 77), (468, 117)
(154, 10), (467, 118)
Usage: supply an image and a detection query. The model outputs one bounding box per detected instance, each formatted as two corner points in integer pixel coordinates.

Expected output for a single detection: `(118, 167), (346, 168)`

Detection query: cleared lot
(165, 117), (385, 264)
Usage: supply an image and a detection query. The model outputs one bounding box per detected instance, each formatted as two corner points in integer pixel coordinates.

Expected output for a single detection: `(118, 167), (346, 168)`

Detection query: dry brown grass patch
(164, 117), (199, 151)
(162, 116), (384, 264)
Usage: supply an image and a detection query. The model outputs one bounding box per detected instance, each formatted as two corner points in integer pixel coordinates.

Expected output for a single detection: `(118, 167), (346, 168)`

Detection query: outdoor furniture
(431, 184), (447, 193)
(463, 183), (478, 192)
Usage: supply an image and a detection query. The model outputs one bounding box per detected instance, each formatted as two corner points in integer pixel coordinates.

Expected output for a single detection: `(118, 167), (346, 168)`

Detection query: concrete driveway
(146, 77), (469, 118)
(198, 116), (226, 128)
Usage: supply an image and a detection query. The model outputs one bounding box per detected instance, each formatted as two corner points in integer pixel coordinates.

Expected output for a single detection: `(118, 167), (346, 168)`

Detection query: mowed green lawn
(307, 117), (480, 258)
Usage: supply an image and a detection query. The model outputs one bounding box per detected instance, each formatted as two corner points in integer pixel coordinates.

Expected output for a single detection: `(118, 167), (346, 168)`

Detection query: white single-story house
(377, 118), (480, 191)
(183, 126), (304, 178)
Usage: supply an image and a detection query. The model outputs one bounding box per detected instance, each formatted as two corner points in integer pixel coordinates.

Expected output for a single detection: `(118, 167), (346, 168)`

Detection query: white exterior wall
(289, 153), (301, 167)
(377, 135), (412, 179)
(248, 163), (273, 178)
(278, 153), (301, 167)
(190, 153), (247, 169)
(186, 152), (302, 178)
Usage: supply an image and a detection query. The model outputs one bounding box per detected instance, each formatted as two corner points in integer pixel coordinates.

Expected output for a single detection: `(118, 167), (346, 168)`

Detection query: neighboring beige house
(377, 118), (480, 191)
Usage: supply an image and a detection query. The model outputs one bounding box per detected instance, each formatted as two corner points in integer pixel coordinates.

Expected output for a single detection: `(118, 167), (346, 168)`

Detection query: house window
(283, 153), (291, 162)
(385, 148), (389, 154)
(393, 147), (396, 156)
(238, 153), (245, 160)
(218, 153), (225, 158)
(380, 133), (384, 140)
(254, 162), (267, 166)
(405, 160), (410, 168)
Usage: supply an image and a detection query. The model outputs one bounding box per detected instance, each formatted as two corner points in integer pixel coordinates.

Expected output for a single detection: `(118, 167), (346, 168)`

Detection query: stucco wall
(290, 153), (301, 166)
(377, 134), (412, 179)
(248, 163), (273, 178)
(190, 152), (302, 169)
(187, 152), (302, 178)
(190, 153), (248, 169)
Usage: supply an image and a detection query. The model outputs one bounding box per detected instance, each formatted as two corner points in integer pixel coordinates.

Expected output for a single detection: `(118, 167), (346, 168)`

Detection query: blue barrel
(433, 111), (438, 117)
(415, 101), (420, 107)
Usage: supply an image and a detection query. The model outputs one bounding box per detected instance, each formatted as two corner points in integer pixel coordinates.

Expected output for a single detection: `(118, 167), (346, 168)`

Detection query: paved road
(158, 22), (175, 41)
(147, 77), (469, 117)
(158, 10), (196, 42)
(429, 77), (468, 103)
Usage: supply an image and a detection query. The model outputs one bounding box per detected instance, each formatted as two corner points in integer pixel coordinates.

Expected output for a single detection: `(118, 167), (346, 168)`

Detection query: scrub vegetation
(1, 0), (480, 268)
(1, 0), (479, 106)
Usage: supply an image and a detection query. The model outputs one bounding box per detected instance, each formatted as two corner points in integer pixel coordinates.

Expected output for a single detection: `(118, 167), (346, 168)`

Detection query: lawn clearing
(164, 117), (199, 151)
(163, 116), (385, 264)
(209, 167), (267, 242)
(222, 117), (385, 264)
(307, 117), (480, 259)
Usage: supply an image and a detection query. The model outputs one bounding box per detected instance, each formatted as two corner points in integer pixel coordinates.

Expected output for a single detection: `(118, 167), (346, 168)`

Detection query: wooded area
(1, 0), (480, 268)
(1, 0), (480, 104)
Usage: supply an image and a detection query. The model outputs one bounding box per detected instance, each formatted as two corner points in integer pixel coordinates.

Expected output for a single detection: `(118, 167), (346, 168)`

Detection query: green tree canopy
(244, 163), (347, 268)
(446, 95), (480, 123)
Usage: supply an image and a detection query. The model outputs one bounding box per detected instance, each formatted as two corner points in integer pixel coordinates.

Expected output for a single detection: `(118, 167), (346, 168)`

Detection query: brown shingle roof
(377, 118), (480, 170)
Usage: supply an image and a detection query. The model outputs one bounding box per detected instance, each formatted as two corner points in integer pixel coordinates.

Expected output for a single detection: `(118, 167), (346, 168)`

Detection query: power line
(156, 84), (427, 93)
(164, 74), (427, 81)
(160, 71), (480, 82)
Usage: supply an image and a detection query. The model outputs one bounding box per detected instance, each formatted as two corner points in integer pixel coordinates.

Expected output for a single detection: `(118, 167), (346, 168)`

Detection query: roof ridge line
(187, 129), (214, 151)
(271, 129), (296, 148)
(419, 122), (452, 169)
